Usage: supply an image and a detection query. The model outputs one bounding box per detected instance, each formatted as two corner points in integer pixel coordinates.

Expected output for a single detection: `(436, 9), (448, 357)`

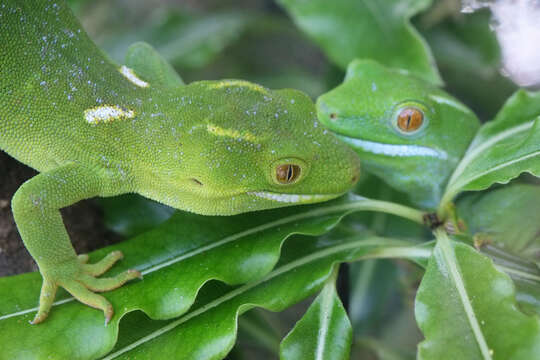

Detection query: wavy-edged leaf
(442, 90), (540, 207)
(101, 233), (431, 359)
(280, 266), (352, 360)
(276, 0), (442, 85)
(0, 194), (424, 360)
(415, 230), (540, 360)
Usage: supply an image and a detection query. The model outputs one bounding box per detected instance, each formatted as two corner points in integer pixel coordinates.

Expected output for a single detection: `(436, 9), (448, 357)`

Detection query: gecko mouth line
(248, 191), (341, 203)
(336, 135), (448, 160)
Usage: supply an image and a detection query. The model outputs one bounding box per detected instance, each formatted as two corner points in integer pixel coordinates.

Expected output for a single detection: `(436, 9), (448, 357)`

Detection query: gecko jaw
(336, 135), (448, 160)
(247, 191), (340, 204)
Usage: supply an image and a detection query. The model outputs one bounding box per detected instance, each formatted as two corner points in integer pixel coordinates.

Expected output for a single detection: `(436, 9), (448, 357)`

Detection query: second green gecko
(0, 0), (359, 324)
(317, 60), (480, 208)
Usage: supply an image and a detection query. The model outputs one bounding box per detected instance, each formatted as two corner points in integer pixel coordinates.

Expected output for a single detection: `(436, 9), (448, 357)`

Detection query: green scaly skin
(0, 1), (360, 324)
(317, 59), (480, 209)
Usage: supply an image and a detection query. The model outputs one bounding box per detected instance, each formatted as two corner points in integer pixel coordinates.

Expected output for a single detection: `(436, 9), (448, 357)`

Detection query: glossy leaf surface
(415, 230), (540, 360)
(280, 267), (352, 360)
(100, 194), (175, 237)
(442, 90), (540, 207)
(104, 233), (428, 359)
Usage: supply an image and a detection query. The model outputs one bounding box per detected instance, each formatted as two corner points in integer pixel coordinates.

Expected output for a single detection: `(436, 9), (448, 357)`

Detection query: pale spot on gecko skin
(84, 105), (135, 125)
(206, 123), (259, 143)
(207, 80), (268, 94)
(119, 65), (149, 88)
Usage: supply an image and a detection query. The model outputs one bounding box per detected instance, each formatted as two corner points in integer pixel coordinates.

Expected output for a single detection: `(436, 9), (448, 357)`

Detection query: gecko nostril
(190, 178), (203, 186)
(351, 156), (360, 184)
(329, 113), (337, 121)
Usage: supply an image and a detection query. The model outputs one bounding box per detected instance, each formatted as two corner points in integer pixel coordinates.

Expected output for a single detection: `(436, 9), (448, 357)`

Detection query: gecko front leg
(11, 163), (141, 324)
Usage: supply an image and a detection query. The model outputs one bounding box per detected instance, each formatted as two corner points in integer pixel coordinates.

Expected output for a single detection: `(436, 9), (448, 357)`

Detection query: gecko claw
(128, 269), (143, 280)
(104, 304), (114, 326)
(30, 312), (48, 325)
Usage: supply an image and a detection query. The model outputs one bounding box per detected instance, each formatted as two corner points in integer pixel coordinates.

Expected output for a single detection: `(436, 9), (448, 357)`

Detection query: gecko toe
(82, 250), (124, 276)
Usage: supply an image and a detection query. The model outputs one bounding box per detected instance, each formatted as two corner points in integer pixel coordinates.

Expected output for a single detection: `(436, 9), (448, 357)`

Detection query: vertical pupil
(276, 164), (300, 184)
(287, 165), (293, 181)
(398, 108), (423, 132)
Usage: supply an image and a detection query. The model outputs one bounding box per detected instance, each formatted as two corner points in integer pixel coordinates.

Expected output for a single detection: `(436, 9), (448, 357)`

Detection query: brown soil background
(0, 151), (122, 276)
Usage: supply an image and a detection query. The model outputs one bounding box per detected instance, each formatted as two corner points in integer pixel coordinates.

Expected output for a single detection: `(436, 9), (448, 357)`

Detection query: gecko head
(316, 60), (480, 208)
(158, 80), (360, 215)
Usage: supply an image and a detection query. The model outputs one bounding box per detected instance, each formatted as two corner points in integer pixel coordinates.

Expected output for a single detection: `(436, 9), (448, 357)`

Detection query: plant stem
(333, 194), (425, 225)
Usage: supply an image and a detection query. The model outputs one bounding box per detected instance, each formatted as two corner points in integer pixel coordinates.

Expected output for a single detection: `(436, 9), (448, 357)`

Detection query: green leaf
(456, 183), (540, 260)
(100, 194), (175, 237)
(348, 260), (400, 333)
(236, 309), (281, 355)
(354, 336), (415, 360)
(280, 267), (352, 360)
(102, 234), (428, 359)
(514, 279), (540, 317)
(0, 195), (425, 360)
(441, 90), (540, 208)
(277, 0), (442, 85)
(415, 230), (540, 360)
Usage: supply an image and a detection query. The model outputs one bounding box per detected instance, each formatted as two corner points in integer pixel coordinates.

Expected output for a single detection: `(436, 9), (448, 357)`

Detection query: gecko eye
(270, 158), (307, 185)
(276, 164), (301, 184)
(396, 107), (424, 133)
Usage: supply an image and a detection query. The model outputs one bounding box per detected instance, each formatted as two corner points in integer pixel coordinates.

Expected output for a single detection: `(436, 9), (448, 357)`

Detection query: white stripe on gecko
(248, 192), (339, 203)
(338, 136), (448, 159)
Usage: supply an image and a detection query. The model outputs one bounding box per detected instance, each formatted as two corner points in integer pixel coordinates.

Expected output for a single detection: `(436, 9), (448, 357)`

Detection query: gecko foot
(31, 251), (142, 325)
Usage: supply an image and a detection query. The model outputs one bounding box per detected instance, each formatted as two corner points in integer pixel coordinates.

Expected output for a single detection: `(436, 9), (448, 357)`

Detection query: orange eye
(397, 107), (424, 132)
(276, 164), (301, 184)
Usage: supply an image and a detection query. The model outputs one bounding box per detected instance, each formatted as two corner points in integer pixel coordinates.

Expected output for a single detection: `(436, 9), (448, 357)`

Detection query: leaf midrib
(442, 119), (536, 204)
(448, 150), (540, 194)
(103, 239), (430, 359)
(0, 196), (424, 321)
(315, 268), (338, 360)
(435, 229), (492, 360)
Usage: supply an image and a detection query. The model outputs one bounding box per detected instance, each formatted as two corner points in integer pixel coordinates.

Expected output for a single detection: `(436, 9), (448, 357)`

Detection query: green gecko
(0, 0), (359, 324)
(317, 59), (480, 209)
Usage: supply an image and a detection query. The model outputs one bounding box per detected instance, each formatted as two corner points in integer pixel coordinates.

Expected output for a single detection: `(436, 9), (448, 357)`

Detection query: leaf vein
(435, 229), (492, 360)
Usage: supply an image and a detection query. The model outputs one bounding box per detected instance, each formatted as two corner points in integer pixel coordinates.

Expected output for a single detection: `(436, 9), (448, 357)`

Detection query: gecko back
(0, 0), (147, 172)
